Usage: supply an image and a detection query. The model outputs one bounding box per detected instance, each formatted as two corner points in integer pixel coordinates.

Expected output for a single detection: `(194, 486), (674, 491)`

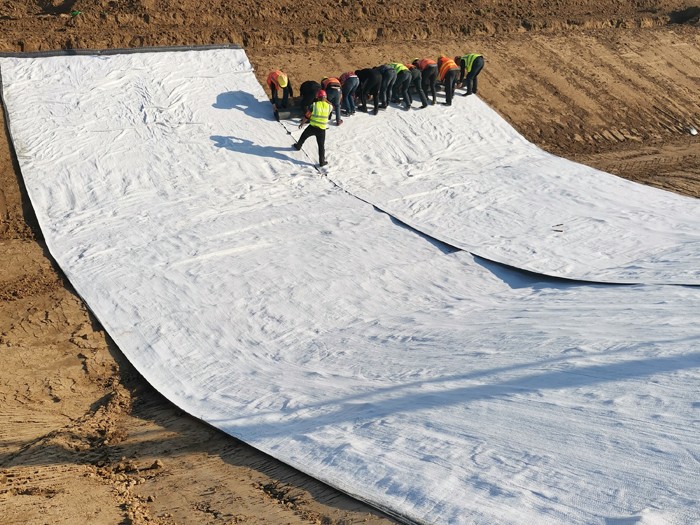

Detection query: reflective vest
(438, 58), (458, 81)
(267, 70), (287, 90)
(417, 58), (436, 70)
(309, 100), (332, 129)
(322, 77), (341, 89)
(389, 62), (408, 74)
(459, 54), (482, 73)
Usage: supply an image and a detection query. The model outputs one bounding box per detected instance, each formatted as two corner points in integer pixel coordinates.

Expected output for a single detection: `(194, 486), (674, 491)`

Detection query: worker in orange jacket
(437, 56), (459, 106)
(412, 58), (438, 105)
(266, 70), (293, 109)
(321, 76), (343, 125)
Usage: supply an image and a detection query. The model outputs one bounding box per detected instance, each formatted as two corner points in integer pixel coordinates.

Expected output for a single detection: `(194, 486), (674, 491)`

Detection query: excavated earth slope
(1, 1), (698, 523)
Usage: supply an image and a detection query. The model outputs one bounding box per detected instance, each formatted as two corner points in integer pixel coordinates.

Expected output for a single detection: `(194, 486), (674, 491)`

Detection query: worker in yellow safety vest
(388, 62), (412, 110)
(293, 90), (333, 167)
(454, 53), (484, 96)
(437, 55), (460, 106)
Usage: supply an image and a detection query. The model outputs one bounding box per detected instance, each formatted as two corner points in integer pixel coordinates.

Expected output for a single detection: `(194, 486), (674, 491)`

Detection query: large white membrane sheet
(1, 49), (699, 525)
(286, 93), (700, 285)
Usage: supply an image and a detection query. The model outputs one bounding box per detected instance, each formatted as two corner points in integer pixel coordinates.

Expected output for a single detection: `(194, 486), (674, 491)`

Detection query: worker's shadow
(213, 91), (276, 121)
(211, 135), (313, 167)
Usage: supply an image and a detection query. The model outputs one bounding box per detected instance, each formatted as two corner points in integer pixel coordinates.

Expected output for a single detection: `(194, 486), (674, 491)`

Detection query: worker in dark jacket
(405, 63), (428, 109)
(412, 58), (438, 105)
(455, 53), (484, 96)
(299, 80), (322, 109)
(293, 90), (332, 167)
(266, 70), (293, 109)
(437, 55), (459, 106)
(377, 64), (397, 109)
(354, 68), (382, 115)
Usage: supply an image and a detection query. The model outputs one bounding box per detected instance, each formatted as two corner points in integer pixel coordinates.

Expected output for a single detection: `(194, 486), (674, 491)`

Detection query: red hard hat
(317, 89), (327, 98)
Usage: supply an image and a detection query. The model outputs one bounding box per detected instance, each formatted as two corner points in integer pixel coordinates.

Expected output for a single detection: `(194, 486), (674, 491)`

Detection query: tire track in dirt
(575, 138), (700, 197)
(497, 35), (605, 148)
(583, 36), (689, 140)
(0, 269), (62, 302)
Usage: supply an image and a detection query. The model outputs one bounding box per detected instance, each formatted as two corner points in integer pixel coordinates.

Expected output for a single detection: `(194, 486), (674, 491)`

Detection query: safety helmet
(317, 89), (327, 98)
(278, 74), (288, 88)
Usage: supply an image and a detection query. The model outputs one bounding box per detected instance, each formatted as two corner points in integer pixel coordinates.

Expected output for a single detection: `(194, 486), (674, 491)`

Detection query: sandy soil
(0, 1), (698, 523)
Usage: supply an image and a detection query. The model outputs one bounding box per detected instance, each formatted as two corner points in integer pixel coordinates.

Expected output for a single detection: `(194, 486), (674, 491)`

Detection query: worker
(388, 62), (411, 110)
(266, 70), (292, 109)
(354, 68), (382, 115)
(293, 89), (332, 167)
(377, 64), (397, 109)
(412, 58), (438, 106)
(405, 63), (429, 109)
(455, 53), (484, 96)
(339, 71), (359, 116)
(298, 80), (322, 110)
(321, 76), (344, 125)
(437, 55), (459, 106)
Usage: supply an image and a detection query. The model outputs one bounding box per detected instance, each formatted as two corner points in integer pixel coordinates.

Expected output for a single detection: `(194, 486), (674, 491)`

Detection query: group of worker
(266, 53), (485, 167)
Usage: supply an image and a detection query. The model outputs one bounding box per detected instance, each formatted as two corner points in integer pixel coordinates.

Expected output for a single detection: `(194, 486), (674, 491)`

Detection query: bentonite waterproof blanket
(1, 48), (698, 525)
(280, 87), (700, 285)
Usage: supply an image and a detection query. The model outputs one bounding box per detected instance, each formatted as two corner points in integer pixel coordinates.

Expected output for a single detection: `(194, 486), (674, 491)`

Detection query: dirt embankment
(1, 1), (698, 50)
(1, 1), (699, 524)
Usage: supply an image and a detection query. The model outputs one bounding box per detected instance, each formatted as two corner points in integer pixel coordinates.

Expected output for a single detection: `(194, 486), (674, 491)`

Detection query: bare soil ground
(1, 1), (698, 523)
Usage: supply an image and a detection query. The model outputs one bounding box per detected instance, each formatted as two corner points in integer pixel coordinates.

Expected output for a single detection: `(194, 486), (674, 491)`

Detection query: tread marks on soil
(0, 269), (62, 302)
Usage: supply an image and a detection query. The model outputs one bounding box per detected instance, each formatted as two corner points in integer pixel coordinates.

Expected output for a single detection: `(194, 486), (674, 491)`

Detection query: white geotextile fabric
(287, 95), (700, 285)
(1, 49), (699, 525)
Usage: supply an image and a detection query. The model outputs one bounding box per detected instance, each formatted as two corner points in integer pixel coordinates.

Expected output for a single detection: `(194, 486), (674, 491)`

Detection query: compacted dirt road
(1, 1), (698, 523)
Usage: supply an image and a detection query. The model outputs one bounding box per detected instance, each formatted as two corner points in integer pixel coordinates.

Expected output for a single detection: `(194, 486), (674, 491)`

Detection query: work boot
(293, 143), (301, 150)
(319, 160), (328, 167)
(419, 104), (428, 109)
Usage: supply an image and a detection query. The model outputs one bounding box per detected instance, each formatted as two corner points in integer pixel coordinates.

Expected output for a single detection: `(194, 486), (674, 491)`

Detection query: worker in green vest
(455, 53), (484, 96)
(293, 90), (333, 167)
(388, 62), (412, 110)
